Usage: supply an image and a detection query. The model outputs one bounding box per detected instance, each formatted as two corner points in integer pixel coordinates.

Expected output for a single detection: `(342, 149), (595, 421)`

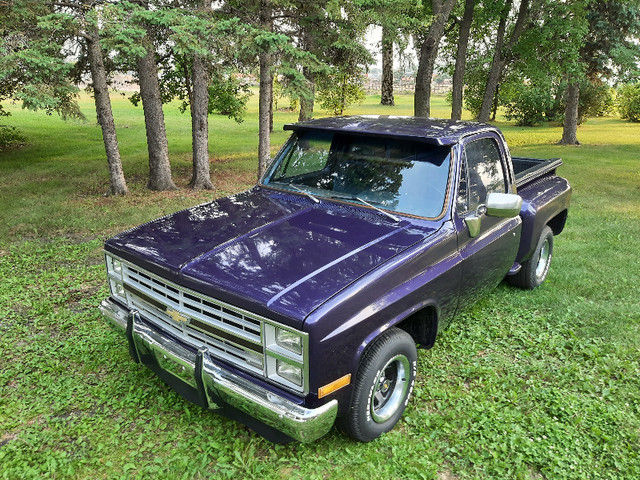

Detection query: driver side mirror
(486, 192), (523, 218)
(465, 193), (522, 238)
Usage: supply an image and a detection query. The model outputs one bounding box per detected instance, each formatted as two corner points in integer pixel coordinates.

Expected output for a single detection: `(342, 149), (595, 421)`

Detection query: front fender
(303, 224), (462, 415)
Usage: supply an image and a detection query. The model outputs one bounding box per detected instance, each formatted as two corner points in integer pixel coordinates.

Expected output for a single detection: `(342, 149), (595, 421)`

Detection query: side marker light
(318, 373), (352, 399)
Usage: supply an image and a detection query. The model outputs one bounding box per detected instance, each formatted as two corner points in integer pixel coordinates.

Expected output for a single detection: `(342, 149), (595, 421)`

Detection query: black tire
(509, 225), (554, 289)
(339, 328), (417, 442)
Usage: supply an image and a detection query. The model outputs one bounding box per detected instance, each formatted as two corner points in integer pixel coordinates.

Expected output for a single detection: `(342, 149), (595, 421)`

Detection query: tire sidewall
(528, 226), (554, 288)
(349, 329), (417, 441)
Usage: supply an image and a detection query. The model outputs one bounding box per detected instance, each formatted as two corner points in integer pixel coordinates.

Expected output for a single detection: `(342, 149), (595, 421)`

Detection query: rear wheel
(509, 225), (554, 289)
(339, 328), (417, 442)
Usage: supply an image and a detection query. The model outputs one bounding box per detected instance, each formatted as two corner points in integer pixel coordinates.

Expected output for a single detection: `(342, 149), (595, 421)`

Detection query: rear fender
(516, 176), (571, 263)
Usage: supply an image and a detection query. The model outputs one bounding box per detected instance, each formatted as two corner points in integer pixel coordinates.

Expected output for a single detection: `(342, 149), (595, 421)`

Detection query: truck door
(454, 134), (522, 303)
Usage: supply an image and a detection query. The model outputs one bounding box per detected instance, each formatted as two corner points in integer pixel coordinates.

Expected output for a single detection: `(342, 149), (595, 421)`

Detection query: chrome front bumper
(99, 298), (337, 443)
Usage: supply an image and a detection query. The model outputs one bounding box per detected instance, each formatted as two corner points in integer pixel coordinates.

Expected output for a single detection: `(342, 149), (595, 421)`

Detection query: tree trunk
(86, 28), (128, 195)
(381, 26), (395, 106)
(414, 0), (457, 117)
(298, 67), (315, 121)
(298, 22), (315, 121)
(491, 81), (500, 121)
(477, 0), (511, 122)
(137, 42), (176, 191)
(451, 0), (474, 120)
(269, 81), (274, 133)
(559, 82), (580, 145)
(477, 0), (530, 122)
(190, 54), (214, 189)
(257, 0), (273, 180)
(258, 49), (274, 179)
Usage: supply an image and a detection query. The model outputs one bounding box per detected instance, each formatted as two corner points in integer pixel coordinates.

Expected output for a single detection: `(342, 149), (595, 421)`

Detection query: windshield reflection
(263, 131), (451, 218)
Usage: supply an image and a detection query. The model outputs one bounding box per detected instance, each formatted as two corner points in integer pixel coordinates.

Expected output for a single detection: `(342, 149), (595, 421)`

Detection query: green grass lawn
(1, 91), (639, 479)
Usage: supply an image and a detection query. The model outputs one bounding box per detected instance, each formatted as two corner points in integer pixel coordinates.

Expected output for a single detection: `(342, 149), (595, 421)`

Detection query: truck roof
(284, 115), (494, 146)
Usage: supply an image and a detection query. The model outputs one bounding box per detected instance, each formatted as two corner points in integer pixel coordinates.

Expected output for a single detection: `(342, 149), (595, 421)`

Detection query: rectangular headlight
(109, 279), (125, 298)
(264, 324), (308, 393)
(276, 360), (302, 386)
(275, 327), (303, 356)
(105, 253), (125, 302)
(105, 254), (123, 277)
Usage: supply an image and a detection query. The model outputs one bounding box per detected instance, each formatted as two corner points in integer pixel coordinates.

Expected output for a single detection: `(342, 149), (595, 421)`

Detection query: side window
(463, 138), (506, 211)
(457, 150), (469, 213)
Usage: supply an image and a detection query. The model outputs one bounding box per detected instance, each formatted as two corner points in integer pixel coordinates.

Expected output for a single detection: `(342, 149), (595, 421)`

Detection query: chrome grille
(122, 263), (265, 375)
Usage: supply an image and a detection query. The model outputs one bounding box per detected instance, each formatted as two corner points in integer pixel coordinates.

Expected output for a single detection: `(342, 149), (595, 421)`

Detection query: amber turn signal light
(317, 373), (352, 399)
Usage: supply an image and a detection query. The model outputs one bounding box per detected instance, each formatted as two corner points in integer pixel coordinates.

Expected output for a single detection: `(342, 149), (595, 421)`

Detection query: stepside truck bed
(513, 157), (564, 188)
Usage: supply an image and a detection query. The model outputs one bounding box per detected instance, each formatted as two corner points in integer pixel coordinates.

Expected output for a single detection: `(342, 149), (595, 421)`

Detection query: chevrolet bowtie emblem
(166, 308), (189, 324)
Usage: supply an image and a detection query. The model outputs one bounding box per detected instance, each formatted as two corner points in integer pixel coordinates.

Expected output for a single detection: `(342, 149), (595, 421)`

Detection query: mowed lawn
(1, 91), (639, 479)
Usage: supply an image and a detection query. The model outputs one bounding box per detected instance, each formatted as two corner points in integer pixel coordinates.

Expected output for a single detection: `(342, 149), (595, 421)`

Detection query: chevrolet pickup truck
(100, 116), (571, 443)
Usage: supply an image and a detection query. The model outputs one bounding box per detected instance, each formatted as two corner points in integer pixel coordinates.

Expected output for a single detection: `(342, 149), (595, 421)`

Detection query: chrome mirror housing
(465, 215), (482, 238)
(486, 193), (523, 218)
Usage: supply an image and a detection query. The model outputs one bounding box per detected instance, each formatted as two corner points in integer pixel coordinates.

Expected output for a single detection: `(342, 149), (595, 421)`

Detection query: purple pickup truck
(100, 116), (571, 443)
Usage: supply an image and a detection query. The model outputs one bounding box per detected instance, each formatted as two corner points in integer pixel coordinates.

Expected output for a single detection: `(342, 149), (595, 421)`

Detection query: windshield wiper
(289, 183), (320, 203)
(328, 193), (400, 223)
(356, 197), (400, 222)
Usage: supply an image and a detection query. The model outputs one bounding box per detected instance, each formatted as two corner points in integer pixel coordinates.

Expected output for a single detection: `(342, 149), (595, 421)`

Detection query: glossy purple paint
(105, 187), (435, 326)
(285, 115), (491, 146)
(104, 117), (572, 424)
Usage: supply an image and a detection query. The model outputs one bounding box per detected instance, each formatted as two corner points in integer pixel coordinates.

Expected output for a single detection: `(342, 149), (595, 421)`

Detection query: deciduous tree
(450, 0), (474, 120)
(414, 0), (458, 118)
(560, 0), (640, 144)
(477, 0), (530, 123)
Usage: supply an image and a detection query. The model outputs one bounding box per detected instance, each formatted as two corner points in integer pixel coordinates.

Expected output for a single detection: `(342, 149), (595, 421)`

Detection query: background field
(1, 93), (639, 479)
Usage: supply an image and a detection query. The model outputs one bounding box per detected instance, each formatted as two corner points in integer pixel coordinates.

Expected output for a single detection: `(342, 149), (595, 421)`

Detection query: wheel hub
(370, 355), (411, 423)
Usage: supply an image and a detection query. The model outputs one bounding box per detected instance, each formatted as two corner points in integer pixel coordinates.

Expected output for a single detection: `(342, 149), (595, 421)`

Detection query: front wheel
(339, 328), (417, 442)
(509, 225), (554, 289)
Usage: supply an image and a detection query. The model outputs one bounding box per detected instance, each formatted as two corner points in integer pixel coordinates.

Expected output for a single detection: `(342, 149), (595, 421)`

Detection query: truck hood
(105, 188), (436, 325)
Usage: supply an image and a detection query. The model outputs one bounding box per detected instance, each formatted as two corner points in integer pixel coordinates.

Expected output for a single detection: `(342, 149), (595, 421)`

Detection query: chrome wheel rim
(370, 355), (410, 423)
(535, 238), (551, 280)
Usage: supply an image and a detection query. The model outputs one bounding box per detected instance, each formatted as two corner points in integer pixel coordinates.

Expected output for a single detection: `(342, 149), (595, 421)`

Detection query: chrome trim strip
(100, 298), (337, 442)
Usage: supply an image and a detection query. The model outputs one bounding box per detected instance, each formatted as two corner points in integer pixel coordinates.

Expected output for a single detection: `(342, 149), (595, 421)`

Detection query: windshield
(263, 130), (452, 219)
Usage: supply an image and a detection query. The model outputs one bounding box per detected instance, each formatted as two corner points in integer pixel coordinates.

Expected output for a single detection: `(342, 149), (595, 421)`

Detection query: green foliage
(578, 81), (615, 120)
(582, 0), (640, 82)
(207, 74), (250, 123)
(617, 83), (640, 122)
(0, 124), (26, 151)
(462, 58), (494, 118)
(317, 71), (366, 115)
(504, 78), (557, 126)
(0, 2), (83, 121)
(503, 78), (615, 127)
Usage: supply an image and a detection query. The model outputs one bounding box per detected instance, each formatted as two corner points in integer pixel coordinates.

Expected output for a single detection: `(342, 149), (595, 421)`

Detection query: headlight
(105, 253), (126, 302)
(275, 327), (303, 355)
(110, 279), (125, 297)
(276, 360), (302, 386)
(106, 255), (122, 276)
(264, 324), (308, 392)
(112, 258), (122, 275)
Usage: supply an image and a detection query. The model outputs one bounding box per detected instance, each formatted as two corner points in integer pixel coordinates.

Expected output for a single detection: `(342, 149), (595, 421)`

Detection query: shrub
(0, 124), (26, 151)
(317, 71), (365, 116)
(504, 80), (555, 126)
(207, 74), (250, 123)
(579, 82), (615, 120)
(617, 83), (640, 122)
(503, 79), (615, 127)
